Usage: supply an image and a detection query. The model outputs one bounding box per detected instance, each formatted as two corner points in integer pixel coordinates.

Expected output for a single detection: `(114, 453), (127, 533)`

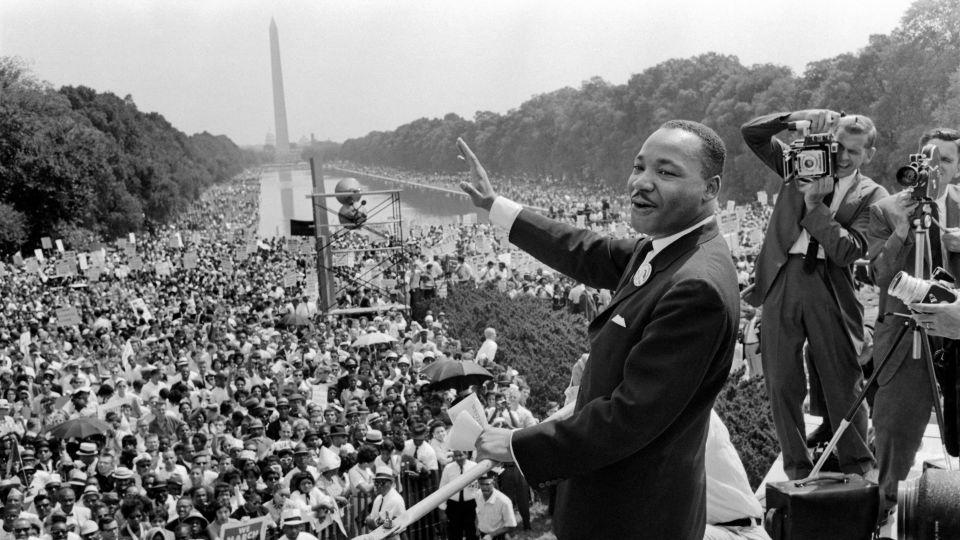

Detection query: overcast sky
(2, 0), (916, 146)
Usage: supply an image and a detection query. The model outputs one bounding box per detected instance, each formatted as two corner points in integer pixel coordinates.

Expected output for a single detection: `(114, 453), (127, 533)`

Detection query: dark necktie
(458, 463), (464, 502)
(930, 204), (944, 274)
(803, 190), (834, 273)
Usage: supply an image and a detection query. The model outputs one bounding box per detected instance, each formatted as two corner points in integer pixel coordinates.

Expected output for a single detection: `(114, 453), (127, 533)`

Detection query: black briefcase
(764, 473), (879, 540)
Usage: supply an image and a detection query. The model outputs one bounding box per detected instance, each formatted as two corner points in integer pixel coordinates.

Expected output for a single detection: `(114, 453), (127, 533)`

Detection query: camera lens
(897, 166), (919, 187)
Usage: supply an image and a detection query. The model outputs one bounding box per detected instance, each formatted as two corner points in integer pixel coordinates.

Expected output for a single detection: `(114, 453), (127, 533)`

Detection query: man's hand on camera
(890, 191), (919, 239)
(909, 299), (960, 339)
(789, 109), (841, 133)
(797, 176), (835, 211)
(457, 138), (497, 211)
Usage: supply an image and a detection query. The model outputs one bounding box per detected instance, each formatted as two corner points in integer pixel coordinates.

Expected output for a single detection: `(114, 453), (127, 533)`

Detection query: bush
(425, 286), (588, 416)
(0, 202), (27, 253)
(714, 370), (779, 490)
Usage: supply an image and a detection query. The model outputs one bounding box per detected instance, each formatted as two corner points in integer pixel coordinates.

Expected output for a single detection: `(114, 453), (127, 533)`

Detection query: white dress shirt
(788, 172), (856, 258)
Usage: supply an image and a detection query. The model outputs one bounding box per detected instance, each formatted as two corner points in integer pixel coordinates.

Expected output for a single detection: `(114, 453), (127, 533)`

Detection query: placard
(12, 253), (23, 266)
(310, 383), (328, 409)
(183, 251), (198, 270)
(283, 271), (299, 288)
(219, 516), (267, 540)
(56, 306), (82, 327)
(34, 249), (44, 262)
(757, 191), (768, 205)
(25, 258), (39, 273)
(55, 239), (65, 252)
(222, 259), (234, 274)
(719, 213), (739, 236)
(86, 268), (101, 282)
(55, 260), (75, 277)
(41, 237), (52, 250)
(726, 200), (736, 212)
(78, 253), (89, 270)
(129, 257), (143, 271)
(155, 262), (172, 277)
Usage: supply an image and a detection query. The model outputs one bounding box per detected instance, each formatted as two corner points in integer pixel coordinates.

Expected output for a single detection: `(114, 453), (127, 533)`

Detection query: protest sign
(41, 237), (52, 249)
(719, 213), (739, 236)
(463, 213), (477, 225)
(86, 267), (101, 282)
(222, 259), (234, 274)
(283, 271), (299, 288)
(576, 215), (586, 227)
(56, 306), (82, 327)
(12, 252), (23, 266)
(726, 200), (736, 212)
(156, 262), (172, 277)
(55, 239), (65, 252)
(183, 251), (198, 270)
(129, 257), (143, 271)
(24, 258), (39, 273)
(757, 191), (768, 205)
(310, 383), (328, 409)
(129, 232), (136, 244)
(34, 249), (44, 262)
(55, 260), (76, 277)
(219, 516), (267, 540)
(78, 253), (88, 270)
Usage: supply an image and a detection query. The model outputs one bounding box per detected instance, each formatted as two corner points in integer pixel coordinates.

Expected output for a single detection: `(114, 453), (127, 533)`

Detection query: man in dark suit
(866, 128), (960, 518)
(741, 110), (887, 479)
(458, 120), (740, 540)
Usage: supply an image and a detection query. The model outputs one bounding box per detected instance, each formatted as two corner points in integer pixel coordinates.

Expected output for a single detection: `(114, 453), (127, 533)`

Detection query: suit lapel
(832, 172), (864, 226)
(593, 221), (719, 324)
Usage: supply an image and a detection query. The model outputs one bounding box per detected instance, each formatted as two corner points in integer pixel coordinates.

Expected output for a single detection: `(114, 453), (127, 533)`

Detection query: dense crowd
(0, 176), (543, 540)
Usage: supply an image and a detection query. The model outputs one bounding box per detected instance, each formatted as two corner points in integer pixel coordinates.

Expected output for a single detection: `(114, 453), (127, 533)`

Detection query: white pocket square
(611, 314), (626, 327)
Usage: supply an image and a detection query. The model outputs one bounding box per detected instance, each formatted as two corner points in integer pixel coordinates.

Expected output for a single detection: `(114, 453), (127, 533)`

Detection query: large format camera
(897, 144), (942, 200)
(781, 120), (840, 182)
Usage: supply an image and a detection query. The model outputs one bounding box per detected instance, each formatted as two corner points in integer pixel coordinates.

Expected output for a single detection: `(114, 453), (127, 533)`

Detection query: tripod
(806, 198), (953, 479)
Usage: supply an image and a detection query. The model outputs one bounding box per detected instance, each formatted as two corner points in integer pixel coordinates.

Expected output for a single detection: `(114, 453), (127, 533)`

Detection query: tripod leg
(807, 320), (911, 479)
(919, 329), (954, 470)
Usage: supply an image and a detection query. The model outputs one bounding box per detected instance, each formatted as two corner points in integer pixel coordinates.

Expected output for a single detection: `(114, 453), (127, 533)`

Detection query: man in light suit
(459, 119), (740, 540)
(866, 127), (960, 518)
(741, 110), (886, 479)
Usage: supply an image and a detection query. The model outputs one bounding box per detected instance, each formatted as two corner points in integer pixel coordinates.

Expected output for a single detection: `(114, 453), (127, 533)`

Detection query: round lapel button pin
(633, 263), (652, 287)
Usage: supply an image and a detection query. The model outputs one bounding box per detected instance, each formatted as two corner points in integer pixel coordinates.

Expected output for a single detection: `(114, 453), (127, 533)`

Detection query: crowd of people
(0, 176), (547, 540)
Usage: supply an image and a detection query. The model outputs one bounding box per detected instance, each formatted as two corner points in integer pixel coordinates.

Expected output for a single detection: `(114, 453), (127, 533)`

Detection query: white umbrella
(351, 332), (396, 348)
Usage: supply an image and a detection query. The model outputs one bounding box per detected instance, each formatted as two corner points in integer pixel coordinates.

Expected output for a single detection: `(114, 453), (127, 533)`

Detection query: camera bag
(764, 472), (878, 540)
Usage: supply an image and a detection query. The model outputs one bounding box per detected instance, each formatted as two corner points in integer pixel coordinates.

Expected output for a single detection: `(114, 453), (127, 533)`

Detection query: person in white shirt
(474, 475), (516, 540)
(439, 451), (479, 540)
(402, 425), (438, 480)
(475, 328), (498, 365)
(365, 467), (405, 531)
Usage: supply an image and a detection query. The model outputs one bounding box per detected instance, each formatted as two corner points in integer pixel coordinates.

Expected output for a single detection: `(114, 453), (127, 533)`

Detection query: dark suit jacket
(867, 185), (960, 383)
(741, 113), (888, 350)
(507, 210), (739, 540)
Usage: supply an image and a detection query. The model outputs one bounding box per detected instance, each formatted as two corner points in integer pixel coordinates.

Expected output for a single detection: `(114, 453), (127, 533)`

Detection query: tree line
(337, 0), (960, 203)
(0, 58), (261, 254)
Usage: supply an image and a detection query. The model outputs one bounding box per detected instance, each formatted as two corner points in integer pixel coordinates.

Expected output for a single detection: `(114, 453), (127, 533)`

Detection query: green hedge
(427, 287), (778, 487)
(425, 286), (588, 417)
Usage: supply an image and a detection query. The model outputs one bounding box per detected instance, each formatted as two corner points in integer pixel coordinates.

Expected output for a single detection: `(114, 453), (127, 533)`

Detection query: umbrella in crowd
(422, 358), (492, 391)
(44, 416), (111, 439)
(351, 332), (396, 348)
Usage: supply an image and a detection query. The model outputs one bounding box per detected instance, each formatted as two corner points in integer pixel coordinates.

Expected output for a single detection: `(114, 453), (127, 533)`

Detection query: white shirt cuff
(489, 197), (523, 231)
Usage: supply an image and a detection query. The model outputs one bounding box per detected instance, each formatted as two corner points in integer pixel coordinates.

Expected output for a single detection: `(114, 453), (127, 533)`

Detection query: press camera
(897, 143), (942, 200)
(781, 120), (840, 182)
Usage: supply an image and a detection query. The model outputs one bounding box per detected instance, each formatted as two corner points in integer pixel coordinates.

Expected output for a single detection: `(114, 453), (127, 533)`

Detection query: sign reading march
(219, 516), (267, 540)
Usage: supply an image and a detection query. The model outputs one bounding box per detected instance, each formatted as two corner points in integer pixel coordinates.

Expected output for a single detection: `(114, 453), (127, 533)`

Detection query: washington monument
(269, 18), (290, 153)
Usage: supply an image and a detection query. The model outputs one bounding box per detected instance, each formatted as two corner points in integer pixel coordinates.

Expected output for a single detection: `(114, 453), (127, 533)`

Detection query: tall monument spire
(269, 17), (290, 153)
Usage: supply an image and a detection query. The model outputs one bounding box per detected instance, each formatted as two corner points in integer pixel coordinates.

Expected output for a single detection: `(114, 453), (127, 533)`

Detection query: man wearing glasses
(96, 518), (118, 540)
(10, 518), (36, 540)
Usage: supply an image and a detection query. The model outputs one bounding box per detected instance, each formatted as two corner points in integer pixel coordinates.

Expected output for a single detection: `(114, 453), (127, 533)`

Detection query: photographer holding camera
(741, 109), (887, 480)
(866, 127), (960, 521)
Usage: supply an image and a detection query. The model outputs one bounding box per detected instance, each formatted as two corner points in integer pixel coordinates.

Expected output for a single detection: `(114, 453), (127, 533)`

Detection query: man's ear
(703, 175), (721, 201)
(862, 147), (877, 166)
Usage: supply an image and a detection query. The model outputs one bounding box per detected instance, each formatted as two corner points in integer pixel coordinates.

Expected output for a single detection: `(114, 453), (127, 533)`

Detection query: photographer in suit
(458, 119), (740, 540)
(866, 128), (960, 519)
(741, 110), (887, 480)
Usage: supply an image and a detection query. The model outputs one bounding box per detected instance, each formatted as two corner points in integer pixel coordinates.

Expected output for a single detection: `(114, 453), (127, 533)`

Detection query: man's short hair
(660, 120), (726, 179)
(919, 127), (960, 149)
(837, 114), (877, 147)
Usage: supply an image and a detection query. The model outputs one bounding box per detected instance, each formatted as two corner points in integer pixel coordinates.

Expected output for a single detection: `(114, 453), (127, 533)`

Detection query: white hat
(280, 509), (307, 527)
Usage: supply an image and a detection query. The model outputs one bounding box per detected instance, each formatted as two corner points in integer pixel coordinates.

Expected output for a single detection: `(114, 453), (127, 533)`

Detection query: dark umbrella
(423, 359), (493, 392)
(44, 417), (111, 439)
